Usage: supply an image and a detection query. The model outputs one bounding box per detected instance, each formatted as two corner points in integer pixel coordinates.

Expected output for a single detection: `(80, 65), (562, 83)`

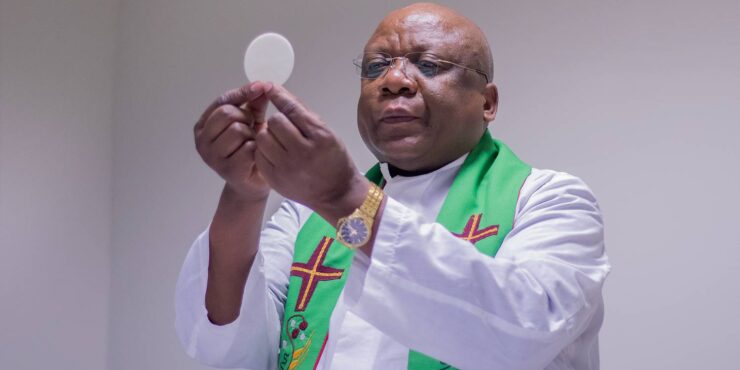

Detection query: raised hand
(194, 82), (273, 201)
(253, 84), (370, 225)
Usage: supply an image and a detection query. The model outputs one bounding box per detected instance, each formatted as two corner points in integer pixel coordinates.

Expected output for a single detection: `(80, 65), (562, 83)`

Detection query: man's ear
(482, 83), (498, 122)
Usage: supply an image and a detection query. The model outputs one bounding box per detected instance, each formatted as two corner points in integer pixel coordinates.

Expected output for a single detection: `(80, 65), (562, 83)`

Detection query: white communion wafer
(244, 32), (294, 85)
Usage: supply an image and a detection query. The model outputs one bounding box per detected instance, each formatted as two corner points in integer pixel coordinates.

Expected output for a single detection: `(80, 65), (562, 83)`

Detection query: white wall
(0, 1), (117, 369)
(1, 1), (738, 369)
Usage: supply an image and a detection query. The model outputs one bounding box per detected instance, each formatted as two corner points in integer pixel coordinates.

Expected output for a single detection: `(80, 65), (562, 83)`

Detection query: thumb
(243, 81), (273, 125)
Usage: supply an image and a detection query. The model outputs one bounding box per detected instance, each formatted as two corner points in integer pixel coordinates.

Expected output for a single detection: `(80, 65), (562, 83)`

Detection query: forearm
(206, 183), (268, 325)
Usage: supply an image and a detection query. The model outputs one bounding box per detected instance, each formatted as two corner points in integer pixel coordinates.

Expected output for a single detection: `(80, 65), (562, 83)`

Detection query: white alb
(175, 155), (611, 370)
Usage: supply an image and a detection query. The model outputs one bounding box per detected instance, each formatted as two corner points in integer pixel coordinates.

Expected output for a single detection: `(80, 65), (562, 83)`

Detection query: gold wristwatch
(336, 182), (384, 249)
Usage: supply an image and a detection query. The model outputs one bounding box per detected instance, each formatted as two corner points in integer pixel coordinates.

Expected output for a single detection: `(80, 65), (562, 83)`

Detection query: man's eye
(415, 59), (439, 77)
(364, 60), (389, 77)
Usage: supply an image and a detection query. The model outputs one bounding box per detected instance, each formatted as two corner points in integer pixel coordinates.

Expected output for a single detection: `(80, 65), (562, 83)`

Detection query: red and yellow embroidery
(281, 314), (314, 370)
(289, 237), (344, 311)
(452, 213), (499, 244)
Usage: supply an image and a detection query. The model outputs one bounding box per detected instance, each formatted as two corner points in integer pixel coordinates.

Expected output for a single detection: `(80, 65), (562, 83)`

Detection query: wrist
(312, 174), (370, 226)
(223, 182), (270, 205)
(335, 181), (384, 250)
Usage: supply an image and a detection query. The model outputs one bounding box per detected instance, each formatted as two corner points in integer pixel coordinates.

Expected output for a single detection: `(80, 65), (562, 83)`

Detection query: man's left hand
(253, 84), (370, 225)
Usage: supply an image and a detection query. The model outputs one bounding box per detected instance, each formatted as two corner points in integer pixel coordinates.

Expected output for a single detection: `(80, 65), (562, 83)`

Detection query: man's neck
(382, 153), (469, 181)
(387, 164), (438, 178)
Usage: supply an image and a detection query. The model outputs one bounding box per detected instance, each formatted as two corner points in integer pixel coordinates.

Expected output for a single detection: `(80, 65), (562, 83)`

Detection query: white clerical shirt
(175, 154), (610, 370)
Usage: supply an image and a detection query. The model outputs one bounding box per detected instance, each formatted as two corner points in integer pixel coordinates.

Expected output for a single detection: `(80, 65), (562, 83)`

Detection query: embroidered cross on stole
(277, 132), (532, 370)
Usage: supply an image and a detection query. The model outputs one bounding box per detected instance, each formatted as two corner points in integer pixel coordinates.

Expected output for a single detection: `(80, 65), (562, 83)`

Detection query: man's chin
(375, 139), (430, 169)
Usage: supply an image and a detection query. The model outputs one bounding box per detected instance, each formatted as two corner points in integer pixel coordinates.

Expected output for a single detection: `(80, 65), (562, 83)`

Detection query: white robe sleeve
(343, 171), (610, 370)
(174, 199), (307, 369)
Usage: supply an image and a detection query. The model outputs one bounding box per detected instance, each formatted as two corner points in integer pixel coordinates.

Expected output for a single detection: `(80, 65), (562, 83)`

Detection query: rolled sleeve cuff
(186, 312), (243, 361)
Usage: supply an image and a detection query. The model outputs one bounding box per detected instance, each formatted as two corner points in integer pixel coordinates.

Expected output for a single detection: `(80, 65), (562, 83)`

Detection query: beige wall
(0, 0), (117, 369)
(1, 1), (739, 369)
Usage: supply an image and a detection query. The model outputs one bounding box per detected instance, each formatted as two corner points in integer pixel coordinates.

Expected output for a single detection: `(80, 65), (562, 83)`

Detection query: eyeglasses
(353, 52), (489, 83)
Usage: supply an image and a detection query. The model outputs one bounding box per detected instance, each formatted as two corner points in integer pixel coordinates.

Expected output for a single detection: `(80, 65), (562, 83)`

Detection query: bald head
(366, 2), (494, 80)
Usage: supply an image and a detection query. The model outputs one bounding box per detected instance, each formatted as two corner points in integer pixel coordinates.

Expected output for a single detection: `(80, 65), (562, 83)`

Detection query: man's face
(357, 11), (492, 171)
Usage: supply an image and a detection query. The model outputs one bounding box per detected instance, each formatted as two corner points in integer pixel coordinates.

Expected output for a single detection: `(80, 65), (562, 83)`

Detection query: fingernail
(250, 84), (260, 93)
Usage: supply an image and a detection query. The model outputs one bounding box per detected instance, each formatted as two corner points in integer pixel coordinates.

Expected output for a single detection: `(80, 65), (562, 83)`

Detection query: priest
(176, 3), (610, 369)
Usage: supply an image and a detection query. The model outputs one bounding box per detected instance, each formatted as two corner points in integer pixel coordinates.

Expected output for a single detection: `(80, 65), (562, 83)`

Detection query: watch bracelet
(359, 182), (383, 219)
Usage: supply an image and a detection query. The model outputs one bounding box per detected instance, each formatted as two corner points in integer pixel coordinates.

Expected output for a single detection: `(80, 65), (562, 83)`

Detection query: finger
(227, 139), (258, 169)
(266, 84), (318, 137)
(229, 138), (258, 163)
(267, 112), (310, 150)
(243, 82), (272, 124)
(202, 105), (251, 142)
(212, 122), (255, 158)
(255, 125), (287, 165)
(195, 82), (272, 133)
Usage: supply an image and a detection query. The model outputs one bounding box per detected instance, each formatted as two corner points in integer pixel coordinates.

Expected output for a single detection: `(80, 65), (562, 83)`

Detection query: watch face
(339, 217), (369, 246)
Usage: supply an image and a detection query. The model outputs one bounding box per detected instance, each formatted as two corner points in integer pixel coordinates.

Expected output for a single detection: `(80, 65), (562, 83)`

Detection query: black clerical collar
(387, 164), (439, 178)
(378, 156), (468, 182)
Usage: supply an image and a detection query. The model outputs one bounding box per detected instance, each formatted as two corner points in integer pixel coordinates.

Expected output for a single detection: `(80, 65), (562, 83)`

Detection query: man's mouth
(381, 115), (419, 123)
(380, 107), (421, 124)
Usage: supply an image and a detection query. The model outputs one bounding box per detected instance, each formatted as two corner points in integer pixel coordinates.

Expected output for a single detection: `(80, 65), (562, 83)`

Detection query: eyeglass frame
(353, 51), (490, 84)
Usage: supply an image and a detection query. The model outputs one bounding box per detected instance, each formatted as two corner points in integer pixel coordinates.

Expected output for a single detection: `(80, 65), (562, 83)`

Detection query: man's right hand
(194, 82), (274, 201)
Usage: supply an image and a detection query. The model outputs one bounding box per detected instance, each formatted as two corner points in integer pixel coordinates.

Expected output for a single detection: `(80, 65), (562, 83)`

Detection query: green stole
(277, 132), (531, 370)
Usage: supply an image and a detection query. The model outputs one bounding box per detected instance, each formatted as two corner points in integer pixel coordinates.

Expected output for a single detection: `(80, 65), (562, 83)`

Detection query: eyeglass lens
(358, 53), (440, 79)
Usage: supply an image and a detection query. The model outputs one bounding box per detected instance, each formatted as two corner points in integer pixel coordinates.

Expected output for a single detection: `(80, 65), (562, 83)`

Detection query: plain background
(1, 1), (738, 369)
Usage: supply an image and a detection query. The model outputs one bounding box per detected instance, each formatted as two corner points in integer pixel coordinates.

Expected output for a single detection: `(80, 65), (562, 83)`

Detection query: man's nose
(380, 59), (418, 96)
